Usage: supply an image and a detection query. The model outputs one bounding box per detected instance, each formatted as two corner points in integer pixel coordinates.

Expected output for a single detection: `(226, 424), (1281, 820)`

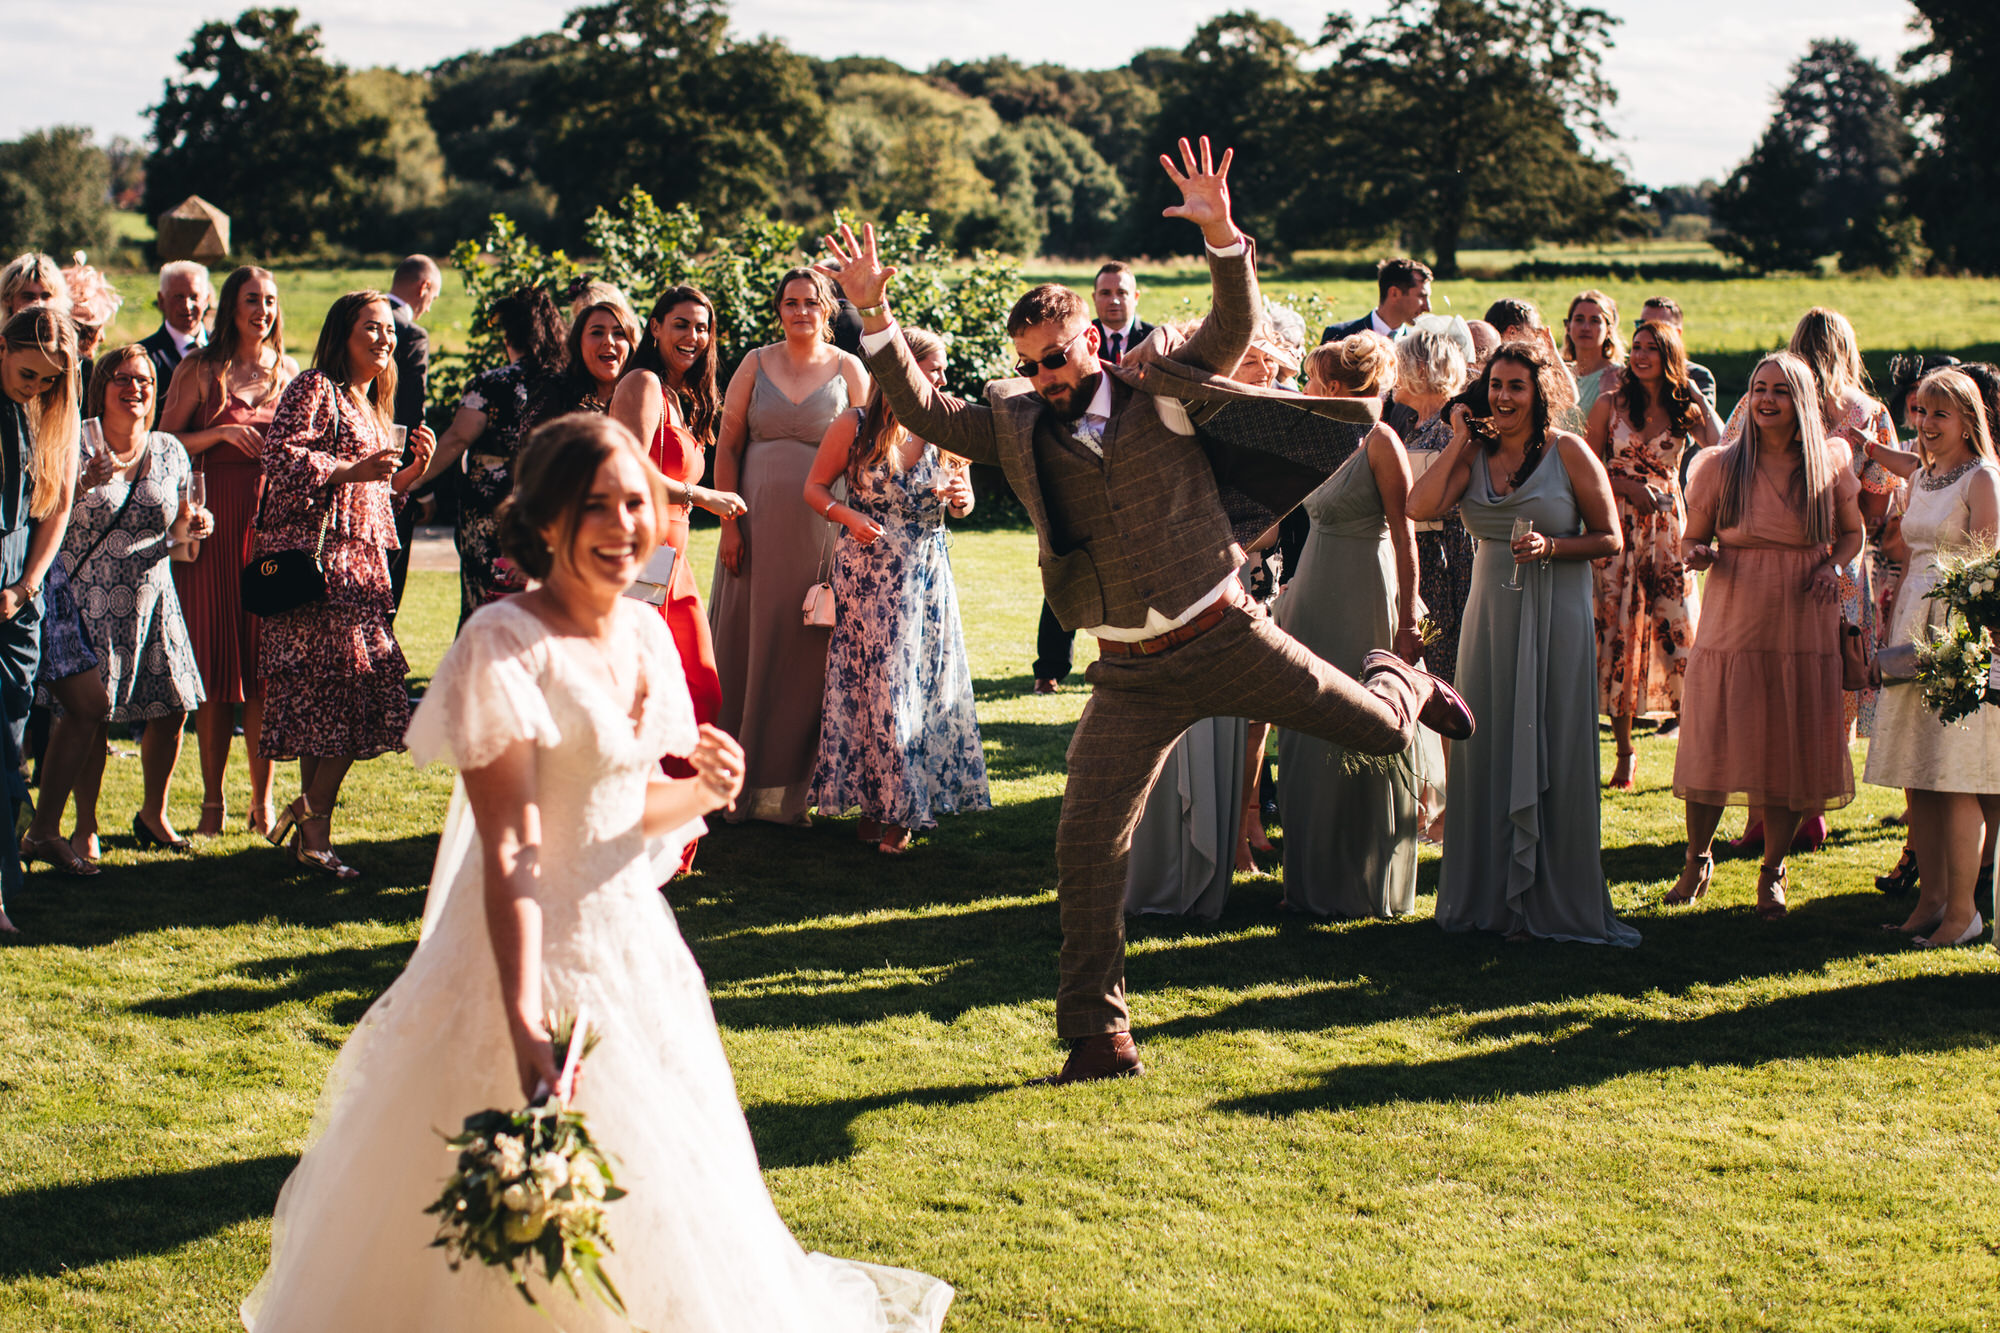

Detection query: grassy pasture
(0, 526), (1994, 1331)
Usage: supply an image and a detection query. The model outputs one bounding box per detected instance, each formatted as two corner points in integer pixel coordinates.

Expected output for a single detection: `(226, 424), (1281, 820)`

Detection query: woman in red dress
(611, 287), (742, 773)
(158, 265), (297, 837)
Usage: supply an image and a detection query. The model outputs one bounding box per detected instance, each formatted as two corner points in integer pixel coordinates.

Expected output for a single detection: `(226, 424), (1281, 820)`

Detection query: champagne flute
(1507, 517), (1534, 591)
(79, 419), (106, 487)
(187, 471), (207, 513)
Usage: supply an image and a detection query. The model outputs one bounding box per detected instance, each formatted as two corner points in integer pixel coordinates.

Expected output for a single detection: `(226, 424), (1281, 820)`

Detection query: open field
(0, 531), (1995, 1331)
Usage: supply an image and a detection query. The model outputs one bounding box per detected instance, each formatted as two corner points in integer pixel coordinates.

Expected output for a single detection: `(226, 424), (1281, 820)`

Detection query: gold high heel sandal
(1664, 851), (1712, 905)
(291, 800), (359, 880)
(1755, 863), (1789, 920)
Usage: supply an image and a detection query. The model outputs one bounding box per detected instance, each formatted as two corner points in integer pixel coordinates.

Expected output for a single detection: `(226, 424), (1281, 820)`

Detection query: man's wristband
(855, 303), (886, 319)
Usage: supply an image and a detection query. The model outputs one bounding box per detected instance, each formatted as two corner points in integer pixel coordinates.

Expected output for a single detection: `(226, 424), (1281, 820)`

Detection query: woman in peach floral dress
(1587, 320), (1716, 788)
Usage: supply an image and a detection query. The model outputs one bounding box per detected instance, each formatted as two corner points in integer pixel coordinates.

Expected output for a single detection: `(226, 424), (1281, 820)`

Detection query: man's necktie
(1072, 414), (1107, 458)
(1106, 332), (1122, 365)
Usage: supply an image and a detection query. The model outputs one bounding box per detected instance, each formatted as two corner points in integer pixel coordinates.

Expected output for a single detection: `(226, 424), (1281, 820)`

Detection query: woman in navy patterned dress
(803, 328), (989, 853)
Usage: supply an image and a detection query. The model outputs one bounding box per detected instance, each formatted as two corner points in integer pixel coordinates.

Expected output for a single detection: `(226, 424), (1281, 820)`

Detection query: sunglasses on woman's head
(1014, 327), (1087, 380)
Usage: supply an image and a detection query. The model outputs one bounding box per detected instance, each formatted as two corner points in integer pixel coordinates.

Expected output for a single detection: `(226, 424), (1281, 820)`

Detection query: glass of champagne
(79, 419), (106, 486)
(187, 470), (206, 513)
(1507, 517), (1534, 591)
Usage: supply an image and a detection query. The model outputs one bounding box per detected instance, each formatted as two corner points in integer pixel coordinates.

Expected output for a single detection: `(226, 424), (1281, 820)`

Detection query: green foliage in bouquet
(1925, 545), (2000, 635)
(438, 187), (1022, 412)
(424, 1012), (627, 1319)
(1911, 614), (1993, 725)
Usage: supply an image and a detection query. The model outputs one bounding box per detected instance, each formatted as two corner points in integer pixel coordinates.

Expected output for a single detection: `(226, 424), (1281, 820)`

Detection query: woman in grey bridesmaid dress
(1410, 341), (1639, 945)
(1272, 342), (1440, 919)
(709, 269), (869, 824)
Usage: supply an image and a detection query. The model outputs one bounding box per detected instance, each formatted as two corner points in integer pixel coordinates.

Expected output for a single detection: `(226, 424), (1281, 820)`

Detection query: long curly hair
(848, 328), (948, 483)
(1614, 320), (1701, 438)
(627, 286), (720, 447)
(1481, 339), (1570, 489)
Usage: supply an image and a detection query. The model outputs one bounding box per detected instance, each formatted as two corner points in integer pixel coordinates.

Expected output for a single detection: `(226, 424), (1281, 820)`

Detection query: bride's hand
(509, 1018), (560, 1103)
(691, 724), (745, 812)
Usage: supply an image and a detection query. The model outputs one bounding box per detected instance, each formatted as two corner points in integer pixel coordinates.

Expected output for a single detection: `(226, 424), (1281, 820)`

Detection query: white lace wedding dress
(243, 598), (953, 1332)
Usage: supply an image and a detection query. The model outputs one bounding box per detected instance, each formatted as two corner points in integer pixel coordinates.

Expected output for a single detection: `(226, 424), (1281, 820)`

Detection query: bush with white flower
(424, 1011), (627, 1319)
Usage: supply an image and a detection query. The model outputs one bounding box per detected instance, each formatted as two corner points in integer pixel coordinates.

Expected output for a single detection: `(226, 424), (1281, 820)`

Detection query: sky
(2, 0), (1919, 188)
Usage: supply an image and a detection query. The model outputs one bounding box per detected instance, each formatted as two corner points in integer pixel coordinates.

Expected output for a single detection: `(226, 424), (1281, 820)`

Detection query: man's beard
(1039, 370), (1101, 422)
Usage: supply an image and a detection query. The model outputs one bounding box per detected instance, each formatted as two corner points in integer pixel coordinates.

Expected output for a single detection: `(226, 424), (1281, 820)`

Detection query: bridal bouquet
(1927, 546), (2000, 633)
(1911, 615), (1993, 725)
(425, 1010), (629, 1319)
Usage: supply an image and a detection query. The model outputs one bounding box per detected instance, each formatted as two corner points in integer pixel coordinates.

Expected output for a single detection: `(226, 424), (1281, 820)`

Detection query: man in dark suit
(828, 138), (1471, 1085)
(1320, 256), (1433, 345)
(138, 261), (212, 425)
(1033, 263), (1162, 693)
(384, 254), (439, 613)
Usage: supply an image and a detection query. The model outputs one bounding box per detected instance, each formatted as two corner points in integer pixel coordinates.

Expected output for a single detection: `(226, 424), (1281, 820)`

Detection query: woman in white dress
(243, 414), (953, 1331)
(1861, 368), (2000, 949)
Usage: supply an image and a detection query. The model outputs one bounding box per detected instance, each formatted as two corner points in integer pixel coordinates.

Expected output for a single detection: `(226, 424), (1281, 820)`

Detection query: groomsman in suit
(1033, 263), (1160, 693)
(385, 254), (439, 613)
(1319, 256), (1432, 345)
(139, 261), (212, 426)
(828, 138), (1472, 1085)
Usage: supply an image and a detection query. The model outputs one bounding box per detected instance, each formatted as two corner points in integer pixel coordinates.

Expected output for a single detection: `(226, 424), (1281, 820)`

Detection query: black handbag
(241, 404), (337, 617)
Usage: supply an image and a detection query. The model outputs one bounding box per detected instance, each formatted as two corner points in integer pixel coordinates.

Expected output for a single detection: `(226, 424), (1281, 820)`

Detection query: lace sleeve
(406, 604), (561, 770)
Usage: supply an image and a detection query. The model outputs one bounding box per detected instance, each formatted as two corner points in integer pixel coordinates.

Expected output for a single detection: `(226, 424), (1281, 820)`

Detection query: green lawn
(0, 530), (1994, 1331)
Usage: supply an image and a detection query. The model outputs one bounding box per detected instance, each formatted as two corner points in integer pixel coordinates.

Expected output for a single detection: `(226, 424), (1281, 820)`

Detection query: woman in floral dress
(255, 292), (434, 879)
(803, 327), (987, 853)
(419, 286), (567, 627)
(1586, 320), (1715, 788)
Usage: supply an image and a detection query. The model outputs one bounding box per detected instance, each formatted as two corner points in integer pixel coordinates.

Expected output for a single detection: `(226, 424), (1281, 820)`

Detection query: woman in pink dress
(1670, 352), (1864, 919)
(158, 265), (297, 837)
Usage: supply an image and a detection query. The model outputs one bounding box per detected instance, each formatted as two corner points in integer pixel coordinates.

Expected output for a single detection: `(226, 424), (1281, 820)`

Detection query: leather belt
(1095, 598), (1233, 657)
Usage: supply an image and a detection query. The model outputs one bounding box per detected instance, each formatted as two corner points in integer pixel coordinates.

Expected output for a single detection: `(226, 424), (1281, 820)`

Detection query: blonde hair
(1788, 306), (1868, 428)
(1, 253), (71, 319)
(1394, 328), (1468, 400)
(1715, 351), (1838, 546)
(1562, 289), (1623, 365)
(1307, 333), (1397, 399)
(0, 307), (81, 520)
(1910, 368), (1997, 467)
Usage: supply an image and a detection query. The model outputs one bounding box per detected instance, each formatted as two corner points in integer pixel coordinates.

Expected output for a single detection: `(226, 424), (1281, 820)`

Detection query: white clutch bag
(802, 580), (836, 627)
(622, 544), (678, 607)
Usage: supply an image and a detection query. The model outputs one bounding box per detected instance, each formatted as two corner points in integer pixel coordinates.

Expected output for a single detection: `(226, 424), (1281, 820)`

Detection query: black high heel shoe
(1874, 847), (1919, 897)
(131, 812), (192, 854)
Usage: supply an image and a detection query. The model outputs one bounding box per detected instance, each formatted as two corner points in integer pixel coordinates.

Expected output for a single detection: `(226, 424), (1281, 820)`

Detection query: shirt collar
(166, 323), (203, 356)
(1084, 371), (1114, 422)
(1369, 310), (1398, 337)
(1103, 317), (1137, 338)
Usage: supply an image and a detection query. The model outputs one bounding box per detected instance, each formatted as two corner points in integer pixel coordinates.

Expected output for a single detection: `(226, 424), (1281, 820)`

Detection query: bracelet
(855, 303), (886, 319)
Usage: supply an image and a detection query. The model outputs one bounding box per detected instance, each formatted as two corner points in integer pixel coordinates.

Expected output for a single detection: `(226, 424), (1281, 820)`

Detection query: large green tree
(1902, 0), (2000, 273)
(145, 8), (389, 254)
(1287, 0), (1629, 276)
(1713, 39), (1918, 273)
(1123, 12), (1311, 258)
(537, 0), (826, 232)
(0, 127), (112, 258)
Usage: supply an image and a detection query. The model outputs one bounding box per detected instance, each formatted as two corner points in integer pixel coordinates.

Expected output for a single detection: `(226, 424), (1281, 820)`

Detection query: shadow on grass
(748, 1082), (1012, 1168)
(6, 833), (440, 949)
(129, 942), (410, 1026)
(1213, 970), (2000, 1117)
(0, 1153), (297, 1280)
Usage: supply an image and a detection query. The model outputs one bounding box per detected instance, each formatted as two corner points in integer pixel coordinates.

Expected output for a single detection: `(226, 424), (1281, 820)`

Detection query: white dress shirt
(166, 322), (204, 358)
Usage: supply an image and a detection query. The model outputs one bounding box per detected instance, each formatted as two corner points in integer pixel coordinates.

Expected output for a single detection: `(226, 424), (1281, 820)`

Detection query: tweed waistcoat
(1031, 415), (1160, 630)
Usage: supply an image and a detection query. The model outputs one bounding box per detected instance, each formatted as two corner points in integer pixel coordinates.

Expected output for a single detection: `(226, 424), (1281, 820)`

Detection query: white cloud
(1, 0), (1920, 188)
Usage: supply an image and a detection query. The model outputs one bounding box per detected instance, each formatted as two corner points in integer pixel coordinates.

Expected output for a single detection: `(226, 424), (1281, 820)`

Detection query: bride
(243, 414), (953, 1331)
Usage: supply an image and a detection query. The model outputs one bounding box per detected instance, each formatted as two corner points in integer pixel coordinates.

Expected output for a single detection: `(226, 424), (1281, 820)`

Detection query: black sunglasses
(1014, 327), (1087, 380)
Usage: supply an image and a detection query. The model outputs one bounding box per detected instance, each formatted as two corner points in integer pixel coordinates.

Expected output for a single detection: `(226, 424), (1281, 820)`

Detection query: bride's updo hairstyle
(496, 413), (666, 582)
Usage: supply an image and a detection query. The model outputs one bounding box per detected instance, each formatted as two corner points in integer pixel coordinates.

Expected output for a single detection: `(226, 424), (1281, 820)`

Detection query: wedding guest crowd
(4, 216), (1998, 967)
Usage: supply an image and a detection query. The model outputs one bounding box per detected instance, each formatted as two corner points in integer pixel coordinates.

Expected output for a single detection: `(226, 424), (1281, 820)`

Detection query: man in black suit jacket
(1319, 256), (1432, 345)
(138, 261), (213, 425)
(385, 254), (439, 613)
(1034, 261), (1159, 692)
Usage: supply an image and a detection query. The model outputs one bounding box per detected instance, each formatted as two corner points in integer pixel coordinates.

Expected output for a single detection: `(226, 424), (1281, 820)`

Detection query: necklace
(1921, 457), (1979, 492)
(106, 431), (147, 467)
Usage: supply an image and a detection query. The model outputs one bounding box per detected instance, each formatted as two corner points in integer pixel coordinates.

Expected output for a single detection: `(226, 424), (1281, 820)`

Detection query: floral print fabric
(810, 439), (989, 830)
(454, 363), (534, 626)
(1594, 417), (1697, 717)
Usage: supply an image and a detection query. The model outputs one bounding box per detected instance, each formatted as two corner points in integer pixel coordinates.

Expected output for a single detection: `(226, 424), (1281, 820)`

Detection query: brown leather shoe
(1032, 678), (1058, 695)
(1032, 1033), (1145, 1086)
(1362, 650), (1475, 740)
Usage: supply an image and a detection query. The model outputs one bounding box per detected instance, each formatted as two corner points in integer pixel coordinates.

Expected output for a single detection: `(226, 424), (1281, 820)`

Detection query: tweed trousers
(1055, 595), (1424, 1038)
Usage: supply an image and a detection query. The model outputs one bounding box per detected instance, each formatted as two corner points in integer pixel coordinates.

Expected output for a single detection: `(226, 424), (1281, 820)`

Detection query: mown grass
(0, 529), (1995, 1331)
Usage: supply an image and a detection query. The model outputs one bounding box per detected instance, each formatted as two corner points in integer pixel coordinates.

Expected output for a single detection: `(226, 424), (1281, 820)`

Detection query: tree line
(0, 0), (1993, 275)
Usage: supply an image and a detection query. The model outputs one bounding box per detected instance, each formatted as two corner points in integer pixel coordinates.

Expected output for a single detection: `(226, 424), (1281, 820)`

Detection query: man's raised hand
(821, 223), (898, 314)
(1159, 135), (1240, 249)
